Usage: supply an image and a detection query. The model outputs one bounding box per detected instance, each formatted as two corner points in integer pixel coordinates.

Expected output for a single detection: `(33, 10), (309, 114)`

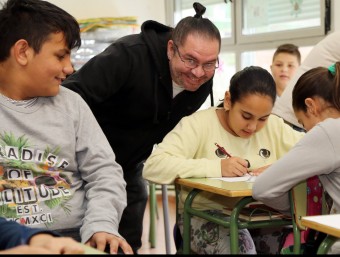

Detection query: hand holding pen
(215, 143), (251, 177)
(215, 143), (250, 167)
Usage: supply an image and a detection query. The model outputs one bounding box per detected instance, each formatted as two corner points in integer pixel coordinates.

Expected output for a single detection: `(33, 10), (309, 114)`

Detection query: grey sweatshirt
(0, 87), (127, 243)
(253, 118), (340, 216)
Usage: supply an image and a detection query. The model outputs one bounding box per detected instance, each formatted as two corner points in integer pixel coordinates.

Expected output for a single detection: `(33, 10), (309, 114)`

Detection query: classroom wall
(333, 0), (340, 31)
(48, 0), (339, 32)
(48, 0), (166, 26)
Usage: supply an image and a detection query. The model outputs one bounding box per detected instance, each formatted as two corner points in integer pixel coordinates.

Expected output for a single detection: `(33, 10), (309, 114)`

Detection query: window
(201, 52), (236, 109)
(237, 0), (325, 43)
(166, 0), (331, 109)
(241, 46), (313, 70)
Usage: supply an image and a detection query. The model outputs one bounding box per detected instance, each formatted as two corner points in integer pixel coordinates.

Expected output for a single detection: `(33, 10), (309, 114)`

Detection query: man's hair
(0, 0), (81, 61)
(272, 43), (301, 65)
(171, 2), (221, 51)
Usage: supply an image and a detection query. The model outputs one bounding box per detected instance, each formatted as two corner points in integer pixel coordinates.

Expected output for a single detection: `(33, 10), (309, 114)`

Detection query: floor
(138, 189), (177, 254)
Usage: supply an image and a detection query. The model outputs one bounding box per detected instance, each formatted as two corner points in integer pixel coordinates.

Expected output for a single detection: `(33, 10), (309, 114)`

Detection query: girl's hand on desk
(221, 157), (249, 177)
(250, 164), (271, 176)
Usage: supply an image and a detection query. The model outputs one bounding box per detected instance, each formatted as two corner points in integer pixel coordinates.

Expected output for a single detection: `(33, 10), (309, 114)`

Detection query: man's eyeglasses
(173, 43), (219, 72)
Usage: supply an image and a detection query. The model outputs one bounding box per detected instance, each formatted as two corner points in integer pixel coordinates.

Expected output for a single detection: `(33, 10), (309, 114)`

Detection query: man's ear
(223, 91), (231, 111)
(167, 40), (175, 60)
(13, 39), (30, 65)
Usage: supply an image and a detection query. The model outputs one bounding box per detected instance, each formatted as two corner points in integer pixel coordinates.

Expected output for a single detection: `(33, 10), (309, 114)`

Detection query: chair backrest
(290, 180), (308, 230)
(287, 176), (330, 254)
(291, 176), (328, 229)
(281, 176), (330, 254)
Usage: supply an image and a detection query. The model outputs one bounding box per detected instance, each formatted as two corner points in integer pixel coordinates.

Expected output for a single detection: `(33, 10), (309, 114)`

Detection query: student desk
(301, 214), (340, 254)
(175, 178), (292, 254)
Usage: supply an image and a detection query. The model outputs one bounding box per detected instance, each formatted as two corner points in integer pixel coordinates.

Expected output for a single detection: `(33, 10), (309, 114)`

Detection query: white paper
(211, 174), (256, 182)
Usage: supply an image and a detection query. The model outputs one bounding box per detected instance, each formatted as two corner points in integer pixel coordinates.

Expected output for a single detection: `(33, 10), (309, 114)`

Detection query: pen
(214, 142), (251, 168)
(214, 142), (232, 158)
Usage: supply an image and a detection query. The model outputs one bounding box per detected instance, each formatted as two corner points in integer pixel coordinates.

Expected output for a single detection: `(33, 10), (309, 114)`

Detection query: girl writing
(143, 66), (304, 254)
(253, 62), (340, 254)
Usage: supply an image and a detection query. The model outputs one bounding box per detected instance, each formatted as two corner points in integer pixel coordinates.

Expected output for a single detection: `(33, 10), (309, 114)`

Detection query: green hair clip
(328, 63), (336, 75)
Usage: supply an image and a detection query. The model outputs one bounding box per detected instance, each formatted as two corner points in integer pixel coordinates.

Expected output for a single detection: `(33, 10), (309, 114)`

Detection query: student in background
(0, 217), (84, 254)
(0, 0), (131, 254)
(62, 2), (221, 252)
(271, 43), (301, 97)
(272, 31), (340, 129)
(143, 66), (304, 254)
(253, 62), (340, 254)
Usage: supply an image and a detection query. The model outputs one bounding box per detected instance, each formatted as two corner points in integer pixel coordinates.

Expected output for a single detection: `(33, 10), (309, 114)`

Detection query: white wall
(333, 0), (340, 31)
(0, 0), (166, 29)
(48, 0), (166, 25)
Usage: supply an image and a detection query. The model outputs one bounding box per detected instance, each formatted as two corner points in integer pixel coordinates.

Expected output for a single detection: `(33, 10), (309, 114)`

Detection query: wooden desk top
(81, 244), (107, 254)
(175, 178), (253, 197)
(301, 214), (340, 238)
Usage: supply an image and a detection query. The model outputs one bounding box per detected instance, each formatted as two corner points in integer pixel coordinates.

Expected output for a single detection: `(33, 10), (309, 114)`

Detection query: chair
(288, 180), (308, 254)
(287, 177), (328, 254)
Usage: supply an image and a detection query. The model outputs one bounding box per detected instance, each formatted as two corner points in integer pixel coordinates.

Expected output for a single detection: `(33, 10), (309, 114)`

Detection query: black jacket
(63, 20), (213, 175)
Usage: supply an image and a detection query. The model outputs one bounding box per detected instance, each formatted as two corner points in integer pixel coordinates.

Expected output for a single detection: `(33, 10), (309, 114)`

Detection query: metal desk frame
(301, 214), (340, 254)
(177, 178), (292, 254)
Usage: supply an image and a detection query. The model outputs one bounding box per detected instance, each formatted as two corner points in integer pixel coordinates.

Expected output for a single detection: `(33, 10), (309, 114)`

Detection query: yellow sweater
(143, 107), (304, 212)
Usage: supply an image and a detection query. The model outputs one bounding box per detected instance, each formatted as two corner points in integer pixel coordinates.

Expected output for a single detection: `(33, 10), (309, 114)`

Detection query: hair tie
(328, 63), (336, 75)
(193, 2), (206, 18)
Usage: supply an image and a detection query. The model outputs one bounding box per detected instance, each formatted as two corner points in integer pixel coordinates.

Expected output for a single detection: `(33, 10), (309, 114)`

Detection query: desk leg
(149, 183), (156, 248)
(161, 185), (171, 254)
(183, 189), (201, 254)
(317, 235), (337, 254)
(229, 197), (254, 254)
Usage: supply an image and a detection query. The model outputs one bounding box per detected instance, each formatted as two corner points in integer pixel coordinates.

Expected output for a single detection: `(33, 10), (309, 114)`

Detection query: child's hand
(249, 164), (271, 176)
(221, 157), (249, 177)
(29, 234), (84, 254)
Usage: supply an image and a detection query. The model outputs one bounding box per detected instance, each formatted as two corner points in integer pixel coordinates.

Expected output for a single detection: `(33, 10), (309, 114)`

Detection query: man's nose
(191, 65), (206, 78)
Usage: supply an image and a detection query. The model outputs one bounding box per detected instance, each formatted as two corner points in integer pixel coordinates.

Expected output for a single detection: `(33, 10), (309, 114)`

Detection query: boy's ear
(223, 91), (231, 111)
(13, 39), (30, 65)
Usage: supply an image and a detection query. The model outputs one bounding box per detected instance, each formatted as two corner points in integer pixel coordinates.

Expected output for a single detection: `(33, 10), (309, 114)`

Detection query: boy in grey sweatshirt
(0, 0), (132, 254)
